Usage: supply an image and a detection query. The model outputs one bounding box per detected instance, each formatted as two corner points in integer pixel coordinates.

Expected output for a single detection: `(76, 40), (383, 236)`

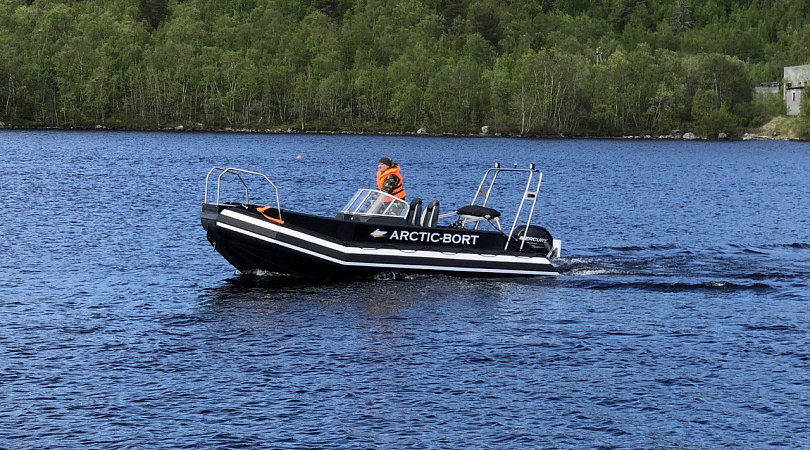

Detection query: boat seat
(457, 205), (501, 220)
(405, 198), (423, 226)
(456, 205), (501, 230)
(421, 200), (440, 227)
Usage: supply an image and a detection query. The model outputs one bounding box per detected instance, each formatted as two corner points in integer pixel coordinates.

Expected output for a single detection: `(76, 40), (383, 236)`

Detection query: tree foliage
(1, 0), (808, 136)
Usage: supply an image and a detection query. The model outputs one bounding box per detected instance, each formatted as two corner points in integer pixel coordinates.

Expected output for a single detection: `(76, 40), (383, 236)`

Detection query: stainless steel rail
(468, 163), (544, 250)
(204, 167), (283, 221)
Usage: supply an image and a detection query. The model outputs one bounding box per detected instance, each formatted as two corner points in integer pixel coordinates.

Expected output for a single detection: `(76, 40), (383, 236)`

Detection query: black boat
(201, 163), (561, 278)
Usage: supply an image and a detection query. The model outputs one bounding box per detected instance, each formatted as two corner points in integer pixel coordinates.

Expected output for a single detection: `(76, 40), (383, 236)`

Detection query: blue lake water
(1, 130), (809, 448)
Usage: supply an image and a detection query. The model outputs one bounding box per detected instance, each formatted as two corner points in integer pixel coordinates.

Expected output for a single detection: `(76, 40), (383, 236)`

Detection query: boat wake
(565, 278), (774, 293)
(551, 241), (810, 296)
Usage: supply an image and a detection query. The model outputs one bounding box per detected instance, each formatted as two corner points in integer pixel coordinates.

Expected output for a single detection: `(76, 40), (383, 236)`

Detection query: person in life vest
(376, 157), (406, 200)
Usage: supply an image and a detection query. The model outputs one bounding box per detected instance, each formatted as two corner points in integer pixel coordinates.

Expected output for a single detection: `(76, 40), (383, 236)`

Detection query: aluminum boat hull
(201, 203), (558, 278)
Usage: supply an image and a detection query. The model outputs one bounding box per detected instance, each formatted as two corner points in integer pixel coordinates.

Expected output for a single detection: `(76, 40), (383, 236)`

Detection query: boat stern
(550, 238), (562, 258)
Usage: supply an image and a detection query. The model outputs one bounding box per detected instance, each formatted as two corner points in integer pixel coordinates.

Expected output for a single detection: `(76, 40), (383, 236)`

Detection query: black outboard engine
(512, 225), (554, 253)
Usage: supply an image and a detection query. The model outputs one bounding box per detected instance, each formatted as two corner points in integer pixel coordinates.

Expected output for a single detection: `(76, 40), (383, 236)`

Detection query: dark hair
(378, 157), (393, 166)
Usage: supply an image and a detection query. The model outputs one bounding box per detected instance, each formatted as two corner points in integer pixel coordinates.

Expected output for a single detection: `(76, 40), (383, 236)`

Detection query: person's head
(377, 157), (392, 172)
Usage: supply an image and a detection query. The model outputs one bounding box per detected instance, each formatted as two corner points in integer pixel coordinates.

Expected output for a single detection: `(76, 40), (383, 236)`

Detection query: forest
(1, 0), (809, 137)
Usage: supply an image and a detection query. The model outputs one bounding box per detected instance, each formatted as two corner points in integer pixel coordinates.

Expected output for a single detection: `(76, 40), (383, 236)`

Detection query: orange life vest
(376, 165), (406, 200)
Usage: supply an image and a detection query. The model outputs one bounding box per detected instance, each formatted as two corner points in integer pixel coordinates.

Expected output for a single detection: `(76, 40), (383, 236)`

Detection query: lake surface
(1, 131), (808, 448)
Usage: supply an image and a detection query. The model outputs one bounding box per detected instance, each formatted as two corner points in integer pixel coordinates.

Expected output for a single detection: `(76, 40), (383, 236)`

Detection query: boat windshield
(341, 189), (409, 218)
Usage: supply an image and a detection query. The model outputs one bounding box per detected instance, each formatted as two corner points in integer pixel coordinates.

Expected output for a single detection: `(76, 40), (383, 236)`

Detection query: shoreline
(0, 123), (803, 142)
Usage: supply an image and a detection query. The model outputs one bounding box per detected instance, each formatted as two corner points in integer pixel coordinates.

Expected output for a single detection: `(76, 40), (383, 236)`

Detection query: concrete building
(784, 64), (810, 115)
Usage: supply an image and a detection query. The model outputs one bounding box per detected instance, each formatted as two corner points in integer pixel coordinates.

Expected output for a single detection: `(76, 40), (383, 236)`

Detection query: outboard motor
(512, 225), (555, 254)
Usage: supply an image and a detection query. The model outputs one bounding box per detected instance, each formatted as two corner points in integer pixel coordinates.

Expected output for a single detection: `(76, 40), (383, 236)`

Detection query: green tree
(588, 45), (684, 135)
(683, 53), (751, 135)
(0, 13), (25, 121)
(469, 1), (501, 47)
(491, 46), (587, 135)
(686, 53), (751, 110)
(2, 0), (809, 135)
(388, 41), (439, 129)
(139, 0), (169, 30)
(424, 34), (490, 131)
(691, 89), (735, 136)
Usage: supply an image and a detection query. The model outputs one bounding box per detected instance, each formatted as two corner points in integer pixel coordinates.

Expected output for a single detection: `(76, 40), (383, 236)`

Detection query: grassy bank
(749, 116), (809, 140)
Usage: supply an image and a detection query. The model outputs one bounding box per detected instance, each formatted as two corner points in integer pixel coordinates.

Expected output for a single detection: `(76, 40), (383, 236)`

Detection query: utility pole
(595, 47), (602, 65)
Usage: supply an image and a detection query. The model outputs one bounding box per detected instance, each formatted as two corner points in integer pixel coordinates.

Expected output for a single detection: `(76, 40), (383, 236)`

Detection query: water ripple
(1, 133), (809, 448)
